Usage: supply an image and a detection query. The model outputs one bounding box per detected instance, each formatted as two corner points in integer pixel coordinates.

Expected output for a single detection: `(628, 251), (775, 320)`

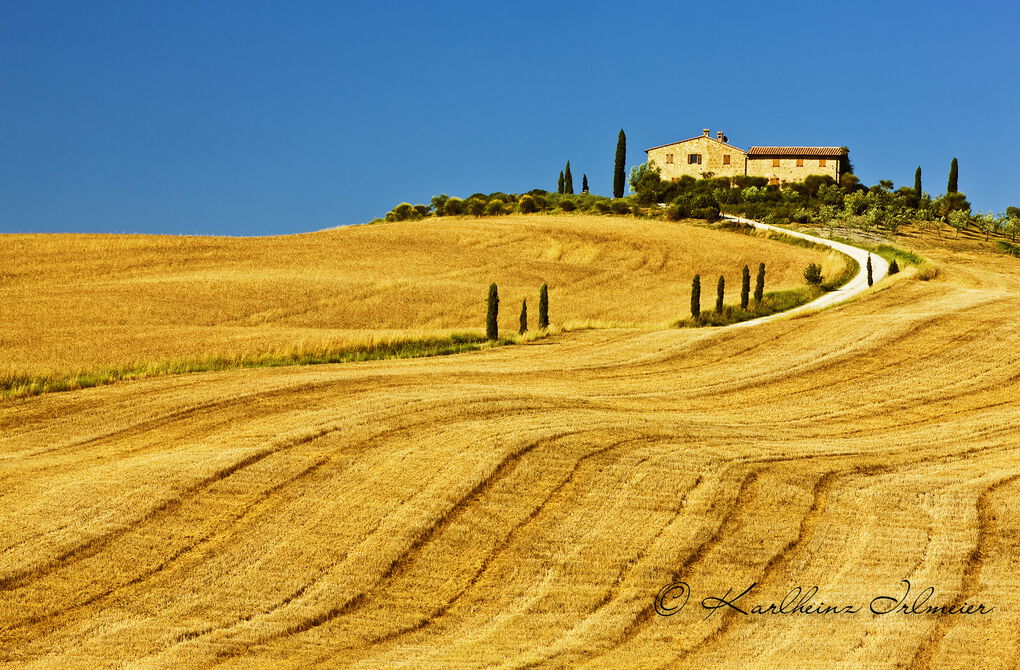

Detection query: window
(819, 159), (827, 167)
(769, 178), (780, 185)
(665, 153), (674, 164)
(772, 158), (780, 167)
(723, 154), (731, 165)
(796, 158), (804, 167)
(688, 153), (702, 164)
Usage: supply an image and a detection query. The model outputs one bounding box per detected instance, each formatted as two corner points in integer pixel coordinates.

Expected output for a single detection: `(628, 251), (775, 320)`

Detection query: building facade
(645, 129), (848, 186)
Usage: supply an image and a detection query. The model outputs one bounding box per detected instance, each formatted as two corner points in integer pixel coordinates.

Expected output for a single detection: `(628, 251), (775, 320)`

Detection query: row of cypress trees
(557, 162), (590, 195)
(690, 263), (766, 318)
(556, 128), (627, 198)
(487, 283), (549, 340)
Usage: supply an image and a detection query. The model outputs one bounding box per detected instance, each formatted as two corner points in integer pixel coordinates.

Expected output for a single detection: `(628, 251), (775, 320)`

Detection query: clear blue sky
(2, 0), (1017, 235)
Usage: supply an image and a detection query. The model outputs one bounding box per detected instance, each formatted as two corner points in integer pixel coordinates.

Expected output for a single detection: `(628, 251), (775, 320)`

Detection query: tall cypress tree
(948, 158), (959, 194)
(691, 275), (701, 319)
(486, 283), (499, 340)
(519, 299), (528, 334)
(538, 283), (549, 329)
(716, 276), (725, 313)
(613, 129), (626, 198)
(866, 255), (874, 287)
(741, 265), (750, 309)
(557, 171), (564, 194)
(564, 161), (574, 195)
(582, 174), (589, 193)
(914, 166), (922, 196)
(754, 263), (766, 303)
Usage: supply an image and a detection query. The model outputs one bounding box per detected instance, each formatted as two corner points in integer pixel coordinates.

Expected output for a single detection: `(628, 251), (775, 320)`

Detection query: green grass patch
(672, 286), (825, 328)
(996, 240), (1020, 258)
(1, 331), (541, 401)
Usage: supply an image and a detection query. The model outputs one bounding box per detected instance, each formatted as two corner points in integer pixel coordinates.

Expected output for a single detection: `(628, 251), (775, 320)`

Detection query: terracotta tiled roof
(644, 136), (746, 153)
(747, 146), (847, 157)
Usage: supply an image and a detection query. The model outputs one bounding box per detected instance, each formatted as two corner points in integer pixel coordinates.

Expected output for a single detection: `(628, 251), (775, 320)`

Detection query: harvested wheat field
(1, 221), (1019, 669)
(0, 215), (833, 378)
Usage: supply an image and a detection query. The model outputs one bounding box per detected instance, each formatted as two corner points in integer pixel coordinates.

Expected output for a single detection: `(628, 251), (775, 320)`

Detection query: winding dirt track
(1, 235), (1019, 668)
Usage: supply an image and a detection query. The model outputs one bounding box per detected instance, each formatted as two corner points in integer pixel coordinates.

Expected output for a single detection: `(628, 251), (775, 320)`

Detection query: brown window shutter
(772, 158), (780, 167)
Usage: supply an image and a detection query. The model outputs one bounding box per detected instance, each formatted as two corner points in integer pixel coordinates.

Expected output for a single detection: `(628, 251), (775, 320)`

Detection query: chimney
(702, 128), (710, 137)
(717, 131), (724, 141)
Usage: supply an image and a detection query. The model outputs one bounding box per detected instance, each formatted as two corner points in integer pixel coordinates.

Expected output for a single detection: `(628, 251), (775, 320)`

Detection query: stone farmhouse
(645, 129), (848, 186)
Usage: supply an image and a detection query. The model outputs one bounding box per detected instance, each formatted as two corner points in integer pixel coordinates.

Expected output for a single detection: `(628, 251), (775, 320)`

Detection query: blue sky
(1, 0), (1017, 235)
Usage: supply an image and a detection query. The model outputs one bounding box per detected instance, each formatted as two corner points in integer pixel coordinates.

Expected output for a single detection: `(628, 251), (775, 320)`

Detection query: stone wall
(646, 132), (747, 181)
(745, 155), (842, 184)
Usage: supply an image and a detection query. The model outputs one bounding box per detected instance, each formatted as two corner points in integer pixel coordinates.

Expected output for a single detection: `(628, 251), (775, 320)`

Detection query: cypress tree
(564, 161), (574, 195)
(866, 255), (874, 287)
(889, 259), (900, 275)
(557, 171), (564, 194)
(486, 283), (499, 340)
(716, 275), (725, 313)
(948, 158), (959, 194)
(691, 275), (701, 319)
(613, 129), (626, 198)
(914, 166), (922, 196)
(519, 299), (528, 334)
(740, 265), (750, 309)
(754, 263), (766, 303)
(538, 283), (549, 329)
(582, 174), (589, 193)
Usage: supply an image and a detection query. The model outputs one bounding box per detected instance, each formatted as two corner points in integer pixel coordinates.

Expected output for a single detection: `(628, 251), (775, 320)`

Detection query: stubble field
(1, 217), (1017, 668)
(0, 215), (832, 379)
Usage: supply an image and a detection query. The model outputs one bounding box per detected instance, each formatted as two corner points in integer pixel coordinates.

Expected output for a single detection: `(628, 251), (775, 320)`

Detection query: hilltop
(0, 214), (837, 379)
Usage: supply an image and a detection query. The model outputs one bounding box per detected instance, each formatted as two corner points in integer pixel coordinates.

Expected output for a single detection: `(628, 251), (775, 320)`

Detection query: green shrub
(484, 200), (507, 216)
(517, 195), (539, 214)
(803, 263), (823, 285)
(610, 199), (630, 214)
(889, 259), (900, 274)
(445, 197), (465, 216)
(559, 199), (576, 212)
(594, 200), (612, 214)
(467, 198), (487, 216)
(385, 202), (420, 222)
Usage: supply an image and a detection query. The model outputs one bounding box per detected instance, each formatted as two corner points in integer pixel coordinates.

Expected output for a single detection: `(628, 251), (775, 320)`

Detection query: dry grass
(0, 215), (825, 378)
(2, 221), (1016, 668)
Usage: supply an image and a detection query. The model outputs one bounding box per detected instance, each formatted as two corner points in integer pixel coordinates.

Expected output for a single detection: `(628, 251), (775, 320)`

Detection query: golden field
(0, 215), (833, 378)
(2, 217), (1018, 668)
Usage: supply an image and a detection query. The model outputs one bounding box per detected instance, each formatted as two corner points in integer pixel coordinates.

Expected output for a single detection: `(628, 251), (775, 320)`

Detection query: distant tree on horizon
(914, 166), (922, 196)
(740, 265), (750, 309)
(564, 161), (574, 195)
(614, 130), (627, 198)
(538, 283), (549, 328)
(948, 158), (959, 194)
(582, 174), (589, 193)
(557, 171), (565, 194)
(486, 283), (499, 340)
(519, 299), (528, 334)
(691, 274), (701, 318)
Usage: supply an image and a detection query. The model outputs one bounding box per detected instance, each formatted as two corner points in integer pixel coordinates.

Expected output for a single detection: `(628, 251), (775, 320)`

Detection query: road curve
(722, 214), (889, 328)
